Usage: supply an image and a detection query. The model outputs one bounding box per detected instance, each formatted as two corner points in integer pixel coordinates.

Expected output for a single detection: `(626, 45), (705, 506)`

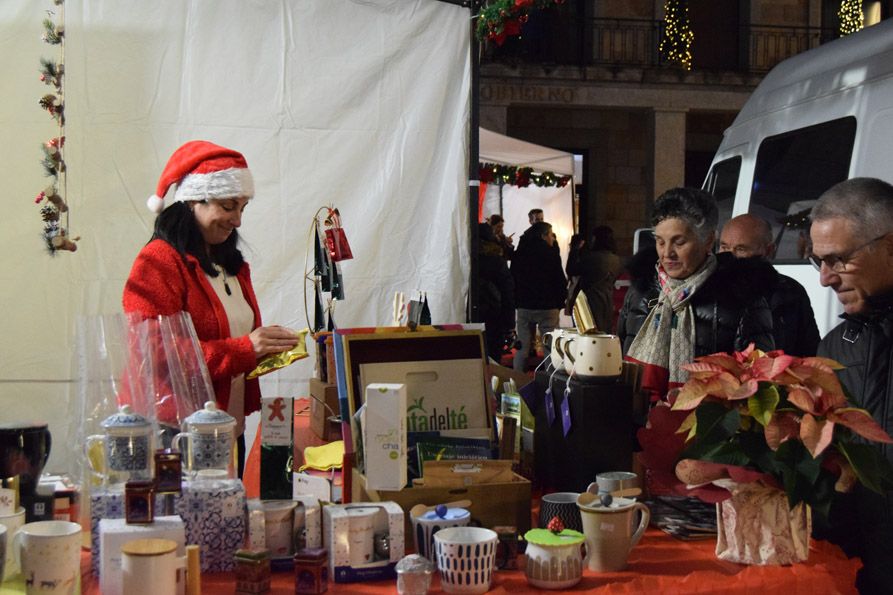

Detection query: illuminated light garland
(659, 0), (693, 71)
(838, 0), (864, 36)
(479, 162), (571, 188)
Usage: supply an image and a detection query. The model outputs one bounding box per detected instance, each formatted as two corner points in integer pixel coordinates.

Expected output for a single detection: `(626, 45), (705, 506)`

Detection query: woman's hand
(249, 325), (300, 357)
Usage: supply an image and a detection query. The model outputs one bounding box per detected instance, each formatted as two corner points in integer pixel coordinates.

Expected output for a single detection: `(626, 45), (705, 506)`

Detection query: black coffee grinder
(0, 422), (52, 521)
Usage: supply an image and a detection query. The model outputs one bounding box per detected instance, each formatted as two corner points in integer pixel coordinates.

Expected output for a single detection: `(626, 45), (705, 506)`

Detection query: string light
(838, 0), (864, 36)
(660, 0), (693, 70)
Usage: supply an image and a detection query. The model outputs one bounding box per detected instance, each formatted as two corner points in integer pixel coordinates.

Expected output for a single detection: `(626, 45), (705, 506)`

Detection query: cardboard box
(99, 516), (186, 595)
(352, 467), (532, 538)
(332, 327), (492, 454)
(323, 501), (404, 583)
(362, 384), (407, 491)
(310, 378), (340, 440)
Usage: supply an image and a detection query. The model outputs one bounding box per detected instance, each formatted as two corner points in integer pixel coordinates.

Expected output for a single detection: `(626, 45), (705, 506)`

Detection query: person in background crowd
(123, 140), (299, 477)
(528, 208), (544, 224)
(809, 177), (893, 593)
(477, 222), (515, 362)
(568, 225), (622, 333)
(564, 233), (585, 319)
(617, 187), (774, 402)
(487, 213), (514, 261)
(511, 221), (567, 372)
(719, 214), (820, 356)
(565, 233), (585, 278)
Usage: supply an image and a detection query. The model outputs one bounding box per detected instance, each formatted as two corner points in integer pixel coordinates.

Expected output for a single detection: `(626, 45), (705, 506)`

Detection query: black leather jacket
(617, 248), (775, 357)
(764, 268), (820, 357)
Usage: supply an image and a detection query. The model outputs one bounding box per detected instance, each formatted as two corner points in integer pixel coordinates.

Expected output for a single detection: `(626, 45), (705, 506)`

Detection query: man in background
(719, 213), (819, 356)
(511, 221), (566, 371)
(809, 177), (893, 593)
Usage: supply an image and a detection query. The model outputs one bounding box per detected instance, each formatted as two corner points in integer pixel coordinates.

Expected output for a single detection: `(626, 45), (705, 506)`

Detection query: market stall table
(0, 528), (857, 594)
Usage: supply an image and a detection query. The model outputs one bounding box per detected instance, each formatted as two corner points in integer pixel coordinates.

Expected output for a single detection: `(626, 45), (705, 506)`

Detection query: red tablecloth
(71, 528), (859, 594)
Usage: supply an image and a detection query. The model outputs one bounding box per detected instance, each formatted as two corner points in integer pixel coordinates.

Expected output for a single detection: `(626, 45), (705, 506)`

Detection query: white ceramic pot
(411, 506), (471, 562)
(572, 334), (622, 379)
(523, 528), (588, 589)
(434, 527), (497, 594)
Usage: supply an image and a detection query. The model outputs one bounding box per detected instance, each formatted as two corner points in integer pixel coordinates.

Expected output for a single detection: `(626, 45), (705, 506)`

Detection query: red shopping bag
(324, 208), (353, 262)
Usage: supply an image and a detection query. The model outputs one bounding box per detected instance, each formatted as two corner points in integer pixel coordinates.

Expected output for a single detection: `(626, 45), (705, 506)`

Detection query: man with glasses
(719, 214), (819, 356)
(810, 177), (893, 594)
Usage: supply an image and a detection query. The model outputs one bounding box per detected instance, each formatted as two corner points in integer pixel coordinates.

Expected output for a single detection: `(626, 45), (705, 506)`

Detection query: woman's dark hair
(488, 214), (504, 226)
(651, 187), (718, 242)
(590, 225), (616, 252)
(151, 201), (244, 276)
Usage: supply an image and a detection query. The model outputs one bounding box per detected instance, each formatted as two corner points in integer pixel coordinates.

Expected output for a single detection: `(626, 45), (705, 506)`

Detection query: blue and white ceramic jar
(85, 405), (154, 485)
(173, 401), (236, 478)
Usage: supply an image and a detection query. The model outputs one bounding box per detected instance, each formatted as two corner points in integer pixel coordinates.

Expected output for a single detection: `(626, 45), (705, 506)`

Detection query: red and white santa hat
(147, 140), (255, 213)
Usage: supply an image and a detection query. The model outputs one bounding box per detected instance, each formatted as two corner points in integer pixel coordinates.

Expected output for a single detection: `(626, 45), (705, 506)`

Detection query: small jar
(125, 480), (155, 524)
(154, 449), (182, 494)
(233, 548), (271, 594)
(294, 547), (328, 594)
(395, 554), (434, 595)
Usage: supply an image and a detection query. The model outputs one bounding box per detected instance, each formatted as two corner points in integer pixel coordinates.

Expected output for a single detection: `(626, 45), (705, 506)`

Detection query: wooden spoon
(409, 499), (473, 519)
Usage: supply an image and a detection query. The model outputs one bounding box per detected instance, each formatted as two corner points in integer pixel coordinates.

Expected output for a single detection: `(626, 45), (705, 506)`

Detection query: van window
(749, 117), (856, 262)
(704, 156), (741, 229)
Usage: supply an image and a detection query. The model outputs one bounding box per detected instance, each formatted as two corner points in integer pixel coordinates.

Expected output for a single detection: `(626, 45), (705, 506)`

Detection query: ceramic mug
(174, 401), (236, 477)
(434, 526), (498, 595)
(544, 330), (574, 371)
(411, 506), (471, 562)
(523, 528), (588, 590)
(561, 334), (578, 375)
(262, 500), (300, 559)
(346, 507), (378, 567)
(14, 520), (81, 595)
(121, 538), (186, 595)
(538, 492), (583, 533)
(589, 471), (639, 498)
(577, 495), (650, 572)
(0, 506), (25, 580)
(572, 334), (623, 378)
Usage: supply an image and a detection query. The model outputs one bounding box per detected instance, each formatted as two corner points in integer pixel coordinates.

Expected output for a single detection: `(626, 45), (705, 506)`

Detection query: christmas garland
(475, 0), (565, 46)
(35, 0), (77, 253)
(479, 162), (571, 188)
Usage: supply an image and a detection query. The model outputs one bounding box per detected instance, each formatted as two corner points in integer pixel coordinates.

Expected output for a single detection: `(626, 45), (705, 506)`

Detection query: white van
(703, 18), (893, 337)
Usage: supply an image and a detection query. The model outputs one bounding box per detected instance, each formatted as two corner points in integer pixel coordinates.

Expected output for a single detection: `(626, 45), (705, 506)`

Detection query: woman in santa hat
(123, 140), (299, 476)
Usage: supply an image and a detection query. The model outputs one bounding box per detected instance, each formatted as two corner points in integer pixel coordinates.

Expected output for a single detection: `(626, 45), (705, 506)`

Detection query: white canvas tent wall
(0, 0), (470, 474)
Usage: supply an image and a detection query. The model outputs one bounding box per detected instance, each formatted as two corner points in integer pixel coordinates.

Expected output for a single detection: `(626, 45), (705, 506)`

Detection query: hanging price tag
(561, 385), (572, 436)
(544, 386), (556, 426)
(518, 381), (537, 412)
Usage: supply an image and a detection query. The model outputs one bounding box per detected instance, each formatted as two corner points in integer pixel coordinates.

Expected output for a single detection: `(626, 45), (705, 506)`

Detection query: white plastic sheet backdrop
(0, 0), (470, 474)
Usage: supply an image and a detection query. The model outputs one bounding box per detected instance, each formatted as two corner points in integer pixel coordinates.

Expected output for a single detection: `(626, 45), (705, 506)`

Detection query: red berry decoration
(547, 516), (565, 534)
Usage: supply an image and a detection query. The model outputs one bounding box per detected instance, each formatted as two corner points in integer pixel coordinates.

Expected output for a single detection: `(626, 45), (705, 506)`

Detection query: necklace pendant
(224, 279), (232, 296)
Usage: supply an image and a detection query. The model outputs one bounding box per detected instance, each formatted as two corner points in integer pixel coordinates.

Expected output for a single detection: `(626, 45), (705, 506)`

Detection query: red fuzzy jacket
(122, 239), (263, 415)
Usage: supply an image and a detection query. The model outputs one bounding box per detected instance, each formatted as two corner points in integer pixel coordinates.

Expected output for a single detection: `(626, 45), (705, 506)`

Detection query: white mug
(121, 538), (186, 595)
(0, 506), (25, 580)
(346, 507), (378, 567)
(576, 496), (649, 572)
(14, 520), (81, 595)
(262, 500), (298, 558)
(0, 525), (6, 583)
(572, 334), (623, 378)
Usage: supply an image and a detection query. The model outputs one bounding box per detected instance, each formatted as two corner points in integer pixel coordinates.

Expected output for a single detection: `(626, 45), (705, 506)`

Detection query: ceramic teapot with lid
(85, 405), (155, 485)
(173, 401), (236, 478)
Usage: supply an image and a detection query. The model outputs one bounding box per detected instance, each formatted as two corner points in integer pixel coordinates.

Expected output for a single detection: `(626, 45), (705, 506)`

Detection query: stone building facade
(479, 0), (889, 255)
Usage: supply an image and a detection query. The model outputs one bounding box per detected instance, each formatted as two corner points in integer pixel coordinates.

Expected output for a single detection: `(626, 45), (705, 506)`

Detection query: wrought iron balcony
(482, 17), (839, 74)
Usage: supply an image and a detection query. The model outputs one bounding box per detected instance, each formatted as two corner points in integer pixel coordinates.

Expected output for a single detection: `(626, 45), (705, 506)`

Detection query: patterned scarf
(627, 254), (717, 401)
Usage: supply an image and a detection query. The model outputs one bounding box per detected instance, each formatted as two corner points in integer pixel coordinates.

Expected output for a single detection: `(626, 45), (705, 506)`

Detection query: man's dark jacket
(763, 266), (820, 356)
(817, 294), (893, 594)
(617, 247), (776, 356)
(510, 228), (566, 310)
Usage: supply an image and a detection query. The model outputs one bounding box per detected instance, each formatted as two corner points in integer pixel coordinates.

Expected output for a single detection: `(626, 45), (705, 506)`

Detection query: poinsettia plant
(638, 344), (893, 520)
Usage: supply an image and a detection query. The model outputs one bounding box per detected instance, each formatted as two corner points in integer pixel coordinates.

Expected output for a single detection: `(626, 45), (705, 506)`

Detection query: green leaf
(680, 403), (743, 462)
(773, 440), (821, 506)
(838, 440), (893, 494)
(748, 384), (780, 427)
